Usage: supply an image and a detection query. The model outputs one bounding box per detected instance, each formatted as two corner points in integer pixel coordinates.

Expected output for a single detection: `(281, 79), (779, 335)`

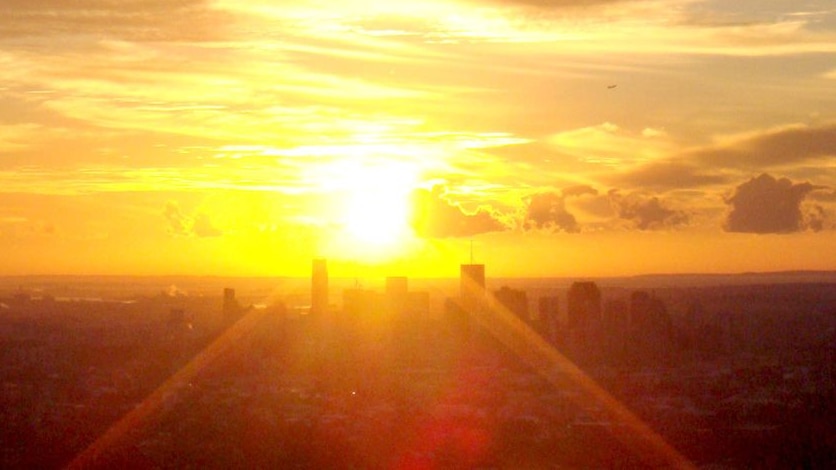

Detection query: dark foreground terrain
(1, 276), (835, 468)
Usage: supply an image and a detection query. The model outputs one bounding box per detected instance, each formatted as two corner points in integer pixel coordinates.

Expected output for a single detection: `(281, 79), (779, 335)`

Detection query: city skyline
(1, 1), (835, 277)
(2, 256), (835, 467)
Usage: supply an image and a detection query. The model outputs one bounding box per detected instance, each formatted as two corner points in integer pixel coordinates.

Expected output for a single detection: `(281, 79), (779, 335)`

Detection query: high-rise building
(628, 291), (674, 361)
(460, 264), (485, 313)
(311, 258), (328, 316)
(494, 286), (529, 322)
(567, 281), (601, 330)
(223, 287), (240, 323)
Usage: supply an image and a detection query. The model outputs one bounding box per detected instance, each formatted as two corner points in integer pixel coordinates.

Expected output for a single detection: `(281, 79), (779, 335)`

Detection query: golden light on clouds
(0, 0), (834, 276)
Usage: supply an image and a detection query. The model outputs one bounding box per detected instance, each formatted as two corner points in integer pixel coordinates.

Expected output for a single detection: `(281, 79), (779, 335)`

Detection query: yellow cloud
(548, 122), (677, 167)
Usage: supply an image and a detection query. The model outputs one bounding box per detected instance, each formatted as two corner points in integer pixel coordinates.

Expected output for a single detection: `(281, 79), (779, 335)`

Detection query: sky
(1, 0), (835, 278)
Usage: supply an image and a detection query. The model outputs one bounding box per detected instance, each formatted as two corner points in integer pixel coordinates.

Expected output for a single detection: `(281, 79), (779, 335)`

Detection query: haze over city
(2, 3), (836, 468)
(2, 0), (835, 277)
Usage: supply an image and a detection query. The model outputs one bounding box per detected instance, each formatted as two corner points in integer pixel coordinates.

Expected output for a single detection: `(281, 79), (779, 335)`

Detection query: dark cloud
(609, 191), (689, 230)
(164, 201), (222, 237)
(523, 185), (599, 232)
(410, 186), (506, 238)
(524, 192), (579, 232)
(724, 173), (824, 234)
(613, 124), (836, 191)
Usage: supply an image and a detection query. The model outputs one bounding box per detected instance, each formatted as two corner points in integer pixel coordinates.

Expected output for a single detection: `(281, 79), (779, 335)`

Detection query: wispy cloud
(0, 0), (230, 41)
(612, 123), (836, 191)
(0, 0), (834, 246)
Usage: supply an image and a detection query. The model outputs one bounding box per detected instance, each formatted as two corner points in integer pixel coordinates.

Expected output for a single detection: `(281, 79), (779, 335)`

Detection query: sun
(341, 163), (416, 246)
(315, 160), (420, 258)
(344, 186), (411, 246)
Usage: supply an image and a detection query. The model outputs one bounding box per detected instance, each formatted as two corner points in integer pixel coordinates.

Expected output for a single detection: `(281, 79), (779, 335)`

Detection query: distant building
(343, 287), (384, 344)
(311, 258), (328, 316)
(386, 276), (408, 296)
(629, 291), (670, 333)
(407, 291), (430, 319)
(494, 286), (529, 323)
(445, 297), (470, 341)
(603, 299), (629, 361)
(629, 291), (674, 361)
(460, 264), (485, 314)
(567, 282), (603, 362)
(453, 264), (485, 341)
(385, 278), (431, 362)
(223, 288), (240, 323)
(567, 282), (601, 330)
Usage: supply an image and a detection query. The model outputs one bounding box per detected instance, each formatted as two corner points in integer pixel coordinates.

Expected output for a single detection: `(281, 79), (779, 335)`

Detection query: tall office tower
(494, 286), (529, 323)
(567, 281), (602, 330)
(460, 264), (485, 313)
(311, 258), (328, 316)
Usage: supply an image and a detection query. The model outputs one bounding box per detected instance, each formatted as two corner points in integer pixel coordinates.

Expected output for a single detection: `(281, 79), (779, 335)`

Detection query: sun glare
(344, 186), (410, 245)
(315, 160), (420, 259)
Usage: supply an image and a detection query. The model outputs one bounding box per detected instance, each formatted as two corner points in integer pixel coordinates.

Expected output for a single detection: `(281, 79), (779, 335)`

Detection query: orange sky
(1, 0), (835, 277)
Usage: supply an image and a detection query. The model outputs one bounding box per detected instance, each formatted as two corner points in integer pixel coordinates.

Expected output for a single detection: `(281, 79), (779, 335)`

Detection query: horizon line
(1, 269), (835, 280)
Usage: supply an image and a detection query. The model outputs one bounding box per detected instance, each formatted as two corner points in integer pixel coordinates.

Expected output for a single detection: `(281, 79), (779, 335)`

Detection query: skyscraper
(460, 263), (485, 313)
(311, 258), (328, 316)
(494, 286), (529, 323)
(223, 287), (240, 323)
(567, 281), (602, 330)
